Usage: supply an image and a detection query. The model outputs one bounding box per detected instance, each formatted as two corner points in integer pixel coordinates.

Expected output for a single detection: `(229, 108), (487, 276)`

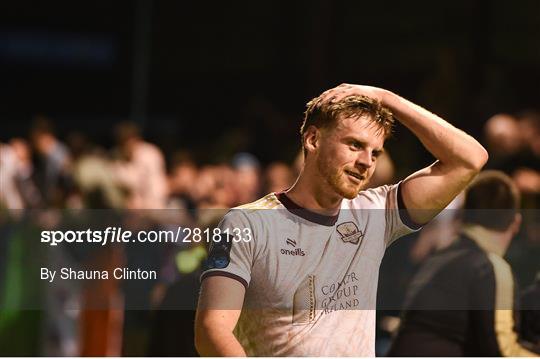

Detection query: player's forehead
(331, 114), (386, 147)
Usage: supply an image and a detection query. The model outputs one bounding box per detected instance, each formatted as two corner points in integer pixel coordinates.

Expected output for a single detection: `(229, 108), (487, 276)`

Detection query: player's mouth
(345, 170), (365, 183)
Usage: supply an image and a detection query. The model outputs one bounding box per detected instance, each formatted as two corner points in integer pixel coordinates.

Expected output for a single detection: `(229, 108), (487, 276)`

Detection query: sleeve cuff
(200, 270), (249, 290)
(397, 182), (423, 230)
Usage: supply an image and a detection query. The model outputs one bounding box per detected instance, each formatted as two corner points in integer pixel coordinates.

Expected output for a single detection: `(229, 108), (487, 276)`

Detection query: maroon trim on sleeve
(276, 192), (339, 226)
(397, 183), (423, 230)
(201, 271), (248, 289)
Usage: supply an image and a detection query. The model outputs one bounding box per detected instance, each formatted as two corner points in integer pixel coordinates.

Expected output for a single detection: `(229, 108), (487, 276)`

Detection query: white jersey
(201, 183), (418, 356)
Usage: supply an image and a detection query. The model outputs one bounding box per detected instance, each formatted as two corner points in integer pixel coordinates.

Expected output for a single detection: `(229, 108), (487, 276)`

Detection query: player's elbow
(465, 145), (489, 173)
(194, 315), (231, 356)
(476, 146), (489, 169)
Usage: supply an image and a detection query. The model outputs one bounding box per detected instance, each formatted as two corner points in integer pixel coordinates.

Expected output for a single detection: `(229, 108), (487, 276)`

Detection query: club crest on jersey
(203, 234), (233, 270)
(336, 221), (364, 245)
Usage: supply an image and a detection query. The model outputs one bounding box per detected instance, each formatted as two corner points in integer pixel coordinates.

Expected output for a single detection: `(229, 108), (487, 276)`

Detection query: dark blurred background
(2, 0), (539, 165)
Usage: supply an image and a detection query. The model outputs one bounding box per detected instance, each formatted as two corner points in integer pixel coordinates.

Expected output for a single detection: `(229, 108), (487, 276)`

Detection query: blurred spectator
(481, 111), (540, 288)
(263, 161), (294, 193)
(64, 131), (127, 209)
(517, 110), (540, 158)
(409, 192), (465, 263)
(191, 165), (229, 208)
(231, 152), (261, 205)
(112, 121), (168, 209)
(389, 171), (537, 356)
(484, 113), (540, 194)
(30, 116), (72, 207)
(483, 112), (539, 264)
(0, 139), (40, 209)
(70, 143), (127, 209)
(520, 272), (540, 353)
(484, 113), (523, 166)
(212, 164), (238, 208)
(513, 110), (540, 196)
(168, 151), (198, 210)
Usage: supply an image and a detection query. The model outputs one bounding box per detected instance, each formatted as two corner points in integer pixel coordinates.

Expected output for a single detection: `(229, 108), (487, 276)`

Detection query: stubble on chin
(338, 178), (361, 199)
(317, 156), (361, 200)
(327, 170), (361, 200)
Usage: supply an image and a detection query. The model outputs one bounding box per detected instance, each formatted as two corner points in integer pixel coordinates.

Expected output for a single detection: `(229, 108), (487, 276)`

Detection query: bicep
(196, 275), (246, 333)
(400, 161), (476, 225)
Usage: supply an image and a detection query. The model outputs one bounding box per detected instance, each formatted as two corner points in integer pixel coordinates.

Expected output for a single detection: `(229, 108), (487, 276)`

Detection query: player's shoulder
(352, 183), (399, 207)
(220, 193), (283, 225)
(235, 192), (282, 211)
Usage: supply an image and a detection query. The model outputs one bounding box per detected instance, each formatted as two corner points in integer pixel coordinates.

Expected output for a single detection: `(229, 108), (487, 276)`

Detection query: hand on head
(318, 83), (384, 105)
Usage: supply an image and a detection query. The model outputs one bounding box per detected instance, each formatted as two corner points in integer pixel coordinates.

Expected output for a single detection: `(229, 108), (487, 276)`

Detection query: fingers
(318, 84), (354, 102)
(314, 84), (382, 107)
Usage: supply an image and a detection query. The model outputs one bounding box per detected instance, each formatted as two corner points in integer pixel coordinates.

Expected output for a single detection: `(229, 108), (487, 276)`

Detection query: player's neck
(285, 171), (342, 216)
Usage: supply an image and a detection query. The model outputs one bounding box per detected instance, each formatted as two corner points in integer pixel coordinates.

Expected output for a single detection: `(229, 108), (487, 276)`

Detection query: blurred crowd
(1, 117), (300, 212)
(0, 111), (539, 356)
(2, 111), (538, 212)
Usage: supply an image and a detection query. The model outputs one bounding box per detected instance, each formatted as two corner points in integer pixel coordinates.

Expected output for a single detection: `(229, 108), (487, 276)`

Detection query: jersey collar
(276, 192), (339, 226)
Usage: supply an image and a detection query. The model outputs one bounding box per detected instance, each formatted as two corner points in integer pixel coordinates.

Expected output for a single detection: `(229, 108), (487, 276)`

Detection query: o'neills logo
(336, 221), (364, 245)
(280, 248), (306, 256)
(281, 238), (306, 256)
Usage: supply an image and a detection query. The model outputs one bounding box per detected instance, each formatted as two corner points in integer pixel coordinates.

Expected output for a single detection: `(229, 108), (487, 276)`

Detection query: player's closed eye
(349, 141), (363, 150)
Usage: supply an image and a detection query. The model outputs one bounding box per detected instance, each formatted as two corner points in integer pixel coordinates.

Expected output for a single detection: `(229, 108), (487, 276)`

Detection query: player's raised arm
(322, 84), (488, 224)
(382, 88), (488, 224)
(195, 276), (247, 356)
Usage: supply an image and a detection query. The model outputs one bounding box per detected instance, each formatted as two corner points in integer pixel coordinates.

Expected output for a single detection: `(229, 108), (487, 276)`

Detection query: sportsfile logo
(280, 238), (306, 256)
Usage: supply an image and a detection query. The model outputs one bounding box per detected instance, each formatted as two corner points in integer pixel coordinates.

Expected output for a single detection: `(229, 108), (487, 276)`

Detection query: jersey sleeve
(200, 209), (255, 289)
(363, 182), (422, 247)
(384, 182), (422, 247)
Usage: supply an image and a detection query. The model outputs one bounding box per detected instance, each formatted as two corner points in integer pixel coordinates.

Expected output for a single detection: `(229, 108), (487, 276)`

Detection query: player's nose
(355, 150), (373, 169)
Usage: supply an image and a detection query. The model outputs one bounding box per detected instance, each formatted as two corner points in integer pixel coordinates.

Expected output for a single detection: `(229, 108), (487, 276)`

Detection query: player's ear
(303, 126), (321, 154)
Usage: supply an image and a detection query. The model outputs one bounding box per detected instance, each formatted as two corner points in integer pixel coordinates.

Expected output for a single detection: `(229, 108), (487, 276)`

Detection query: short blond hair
(301, 94), (394, 146)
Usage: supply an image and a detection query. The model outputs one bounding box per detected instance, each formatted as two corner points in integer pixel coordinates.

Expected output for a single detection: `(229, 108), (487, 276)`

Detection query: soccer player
(195, 83), (488, 356)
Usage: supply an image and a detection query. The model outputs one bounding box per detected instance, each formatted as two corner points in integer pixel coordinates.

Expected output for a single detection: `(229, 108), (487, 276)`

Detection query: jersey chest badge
(336, 221), (364, 245)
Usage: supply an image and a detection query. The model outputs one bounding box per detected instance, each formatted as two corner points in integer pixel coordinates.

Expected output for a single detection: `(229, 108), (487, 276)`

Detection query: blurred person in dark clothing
(513, 111), (540, 197)
(190, 165), (237, 209)
(168, 151), (199, 211)
(147, 244), (205, 357)
(499, 111), (540, 290)
(408, 192), (465, 264)
(484, 113), (540, 196)
(521, 272), (540, 352)
(30, 116), (72, 207)
(518, 110), (540, 159)
(388, 171), (538, 356)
